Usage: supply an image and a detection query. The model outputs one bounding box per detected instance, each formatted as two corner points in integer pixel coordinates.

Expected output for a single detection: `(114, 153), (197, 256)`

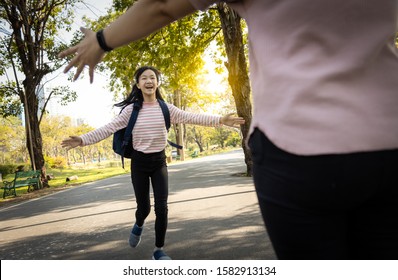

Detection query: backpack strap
(123, 103), (140, 144)
(158, 100), (183, 150)
(120, 103), (140, 168)
(158, 99), (170, 130)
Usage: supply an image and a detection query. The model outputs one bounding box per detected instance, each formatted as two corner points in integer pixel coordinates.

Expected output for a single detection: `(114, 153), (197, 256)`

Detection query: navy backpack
(112, 99), (182, 167)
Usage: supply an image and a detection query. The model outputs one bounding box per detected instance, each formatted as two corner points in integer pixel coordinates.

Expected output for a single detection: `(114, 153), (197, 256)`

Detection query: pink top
(80, 101), (221, 153)
(190, 0), (398, 155)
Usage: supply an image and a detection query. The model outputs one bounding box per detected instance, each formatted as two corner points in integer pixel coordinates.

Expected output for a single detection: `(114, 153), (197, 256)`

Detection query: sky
(2, 0), (227, 128)
(52, 0), (228, 128)
(48, 0), (117, 128)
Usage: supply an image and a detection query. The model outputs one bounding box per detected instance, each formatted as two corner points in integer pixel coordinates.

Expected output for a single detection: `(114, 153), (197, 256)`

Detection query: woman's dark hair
(114, 66), (164, 109)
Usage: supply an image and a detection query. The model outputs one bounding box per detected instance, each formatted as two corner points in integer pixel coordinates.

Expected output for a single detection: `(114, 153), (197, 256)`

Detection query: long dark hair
(114, 66), (165, 109)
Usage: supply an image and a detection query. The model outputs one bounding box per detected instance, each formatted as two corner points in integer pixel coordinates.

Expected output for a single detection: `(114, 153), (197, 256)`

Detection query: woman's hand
(220, 113), (245, 128)
(61, 136), (83, 150)
(58, 27), (105, 83)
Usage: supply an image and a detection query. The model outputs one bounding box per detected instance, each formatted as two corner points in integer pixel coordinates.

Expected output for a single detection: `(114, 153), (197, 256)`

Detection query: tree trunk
(195, 140), (204, 152)
(194, 138), (204, 152)
(192, 127), (204, 152)
(2, 1), (83, 188)
(174, 89), (185, 161)
(24, 81), (48, 187)
(217, 4), (253, 176)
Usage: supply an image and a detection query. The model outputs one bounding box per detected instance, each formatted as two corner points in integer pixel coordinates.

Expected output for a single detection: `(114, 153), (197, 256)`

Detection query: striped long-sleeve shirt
(80, 100), (222, 153)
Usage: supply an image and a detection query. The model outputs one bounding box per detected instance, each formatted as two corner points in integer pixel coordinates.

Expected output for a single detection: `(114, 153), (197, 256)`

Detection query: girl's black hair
(114, 65), (164, 109)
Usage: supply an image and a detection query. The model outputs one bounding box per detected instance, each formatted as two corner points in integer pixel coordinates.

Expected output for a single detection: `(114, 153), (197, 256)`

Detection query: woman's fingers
(63, 54), (80, 73)
(89, 65), (95, 84)
(74, 63), (85, 82)
(58, 45), (77, 59)
(58, 27), (102, 82)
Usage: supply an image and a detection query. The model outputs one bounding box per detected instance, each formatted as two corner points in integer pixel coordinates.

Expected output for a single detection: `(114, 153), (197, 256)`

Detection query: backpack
(112, 99), (182, 168)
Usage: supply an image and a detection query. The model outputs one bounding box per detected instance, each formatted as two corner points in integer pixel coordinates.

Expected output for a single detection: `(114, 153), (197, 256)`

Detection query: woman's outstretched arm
(58, 0), (197, 83)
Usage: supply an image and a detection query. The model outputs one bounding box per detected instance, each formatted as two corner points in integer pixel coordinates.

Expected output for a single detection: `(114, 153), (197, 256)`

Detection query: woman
(59, 0), (398, 260)
(61, 65), (245, 260)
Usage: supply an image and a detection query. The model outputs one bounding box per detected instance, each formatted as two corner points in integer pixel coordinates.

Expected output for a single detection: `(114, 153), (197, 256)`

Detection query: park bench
(190, 151), (199, 158)
(2, 170), (42, 198)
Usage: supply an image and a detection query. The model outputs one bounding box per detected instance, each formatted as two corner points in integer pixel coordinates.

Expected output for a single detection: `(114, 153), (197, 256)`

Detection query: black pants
(130, 149), (168, 248)
(248, 128), (398, 260)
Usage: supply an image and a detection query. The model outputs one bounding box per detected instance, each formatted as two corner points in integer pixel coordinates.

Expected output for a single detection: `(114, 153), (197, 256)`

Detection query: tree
(216, 3), (253, 176)
(190, 126), (206, 152)
(83, 2), (253, 173)
(211, 127), (232, 149)
(0, 0), (78, 185)
(40, 114), (73, 158)
(86, 1), (223, 161)
(186, 125), (213, 152)
(0, 81), (22, 117)
(0, 115), (25, 163)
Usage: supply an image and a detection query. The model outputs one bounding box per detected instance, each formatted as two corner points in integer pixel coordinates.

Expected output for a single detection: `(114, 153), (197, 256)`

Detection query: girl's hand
(220, 113), (245, 128)
(58, 27), (105, 83)
(61, 136), (83, 150)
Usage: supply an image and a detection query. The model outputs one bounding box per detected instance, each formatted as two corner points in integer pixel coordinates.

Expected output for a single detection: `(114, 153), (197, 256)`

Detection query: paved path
(0, 150), (276, 260)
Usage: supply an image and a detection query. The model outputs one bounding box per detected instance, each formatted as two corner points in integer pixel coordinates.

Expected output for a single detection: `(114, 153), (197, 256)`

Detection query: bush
(0, 164), (18, 177)
(106, 160), (123, 168)
(45, 156), (67, 169)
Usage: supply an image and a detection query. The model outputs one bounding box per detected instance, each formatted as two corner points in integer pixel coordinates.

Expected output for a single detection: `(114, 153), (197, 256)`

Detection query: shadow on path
(0, 150), (276, 260)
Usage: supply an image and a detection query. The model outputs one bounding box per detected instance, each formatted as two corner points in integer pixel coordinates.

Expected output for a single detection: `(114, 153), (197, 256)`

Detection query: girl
(61, 65), (245, 260)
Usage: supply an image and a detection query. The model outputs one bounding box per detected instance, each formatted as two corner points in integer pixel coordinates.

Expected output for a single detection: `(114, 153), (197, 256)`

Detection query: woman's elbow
(156, 0), (196, 22)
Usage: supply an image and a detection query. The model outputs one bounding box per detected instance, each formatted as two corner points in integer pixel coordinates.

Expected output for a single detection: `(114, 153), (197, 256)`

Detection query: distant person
(61, 65), (244, 260)
(59, 0), (398, 259)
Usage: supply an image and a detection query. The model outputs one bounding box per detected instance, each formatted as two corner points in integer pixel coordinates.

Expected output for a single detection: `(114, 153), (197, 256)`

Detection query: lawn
(0, 148), (240, 203)
(0, 162), (130, 202)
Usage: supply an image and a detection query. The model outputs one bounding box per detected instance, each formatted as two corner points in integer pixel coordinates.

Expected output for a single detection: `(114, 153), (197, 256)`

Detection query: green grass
(0, 148), (241, 202)
(0, 162), (129, 202)
(47, 166), (129, 187)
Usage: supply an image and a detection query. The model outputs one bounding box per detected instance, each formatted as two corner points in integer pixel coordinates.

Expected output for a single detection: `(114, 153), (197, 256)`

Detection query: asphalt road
(0, 149), (276, 260)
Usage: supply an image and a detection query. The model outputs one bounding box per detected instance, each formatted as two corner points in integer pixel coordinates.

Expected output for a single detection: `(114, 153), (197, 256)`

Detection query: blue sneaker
(129, 224), (143, 248)
(152, 249), (172, 260)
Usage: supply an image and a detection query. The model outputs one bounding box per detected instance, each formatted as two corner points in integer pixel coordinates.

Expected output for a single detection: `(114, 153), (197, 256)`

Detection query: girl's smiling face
(137, 69), (159, 101)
